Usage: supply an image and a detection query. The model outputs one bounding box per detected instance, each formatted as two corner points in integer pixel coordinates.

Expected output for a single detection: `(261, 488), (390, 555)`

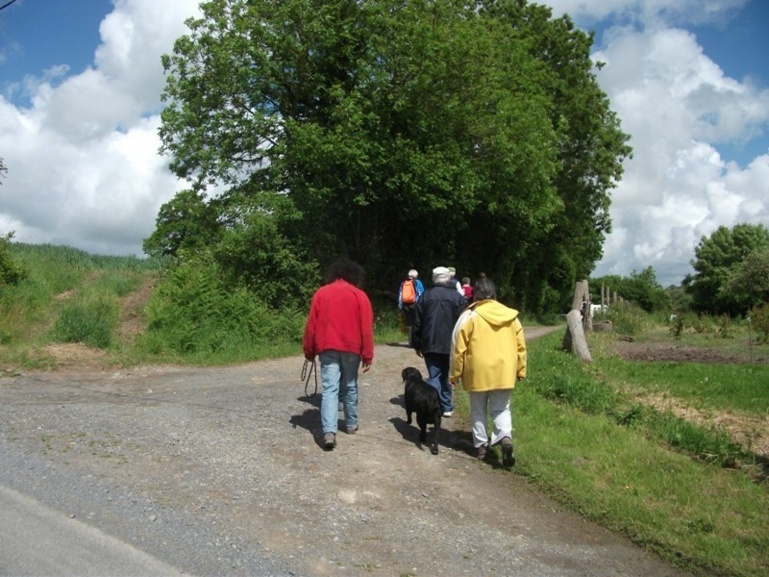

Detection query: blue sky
(0, 1), (110, 83)
(1, 0), (768, 287)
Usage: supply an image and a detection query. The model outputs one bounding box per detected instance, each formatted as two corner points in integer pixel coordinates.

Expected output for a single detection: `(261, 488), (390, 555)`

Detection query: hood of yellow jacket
(470, 299), (519, 328)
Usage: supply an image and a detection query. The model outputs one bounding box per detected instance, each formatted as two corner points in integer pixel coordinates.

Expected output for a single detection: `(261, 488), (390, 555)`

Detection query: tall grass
(1, 243), (408, 368)
(134, 255), (306, 364)
(0, 243), (164, 367)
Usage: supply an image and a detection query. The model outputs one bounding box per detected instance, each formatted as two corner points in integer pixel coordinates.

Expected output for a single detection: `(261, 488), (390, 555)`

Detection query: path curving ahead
(0, 327), (691, 577)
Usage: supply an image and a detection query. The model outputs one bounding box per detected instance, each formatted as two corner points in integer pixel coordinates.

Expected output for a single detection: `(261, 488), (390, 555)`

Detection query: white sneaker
(442, 411), (453, 418)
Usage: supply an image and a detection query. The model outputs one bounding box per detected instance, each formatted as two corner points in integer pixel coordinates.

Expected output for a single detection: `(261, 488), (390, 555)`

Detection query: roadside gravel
(0, 328), (691, 577)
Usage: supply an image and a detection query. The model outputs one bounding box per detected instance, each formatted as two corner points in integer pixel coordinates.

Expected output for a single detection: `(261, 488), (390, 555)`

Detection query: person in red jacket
(303, 258), (374, 450)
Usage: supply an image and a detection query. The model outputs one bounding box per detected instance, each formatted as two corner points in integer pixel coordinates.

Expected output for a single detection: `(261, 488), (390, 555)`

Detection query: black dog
(402, 367), (442, 455)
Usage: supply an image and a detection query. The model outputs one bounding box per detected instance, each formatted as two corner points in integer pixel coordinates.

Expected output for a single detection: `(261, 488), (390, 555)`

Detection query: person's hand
(450, 382), (457, 389)
(414, 349), (423, 358)
(362, 362), (372, 373)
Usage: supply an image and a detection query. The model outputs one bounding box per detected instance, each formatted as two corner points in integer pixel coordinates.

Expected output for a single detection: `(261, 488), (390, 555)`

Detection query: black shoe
(501, 437), (515, 467)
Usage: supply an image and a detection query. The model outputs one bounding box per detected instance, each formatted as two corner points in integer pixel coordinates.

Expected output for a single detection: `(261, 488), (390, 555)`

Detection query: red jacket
(302, 279), (375, 364)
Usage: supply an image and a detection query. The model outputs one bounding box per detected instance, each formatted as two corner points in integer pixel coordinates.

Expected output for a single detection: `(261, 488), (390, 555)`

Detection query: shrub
(668, 312), (716, 338)
(748, 304), (769, 343)
(49, 296), (118, 349)
(140, 253), (305, 359)
(603, 300), (649, 336)
(715, 314), (733, 339)
(0, 233), (26, 288)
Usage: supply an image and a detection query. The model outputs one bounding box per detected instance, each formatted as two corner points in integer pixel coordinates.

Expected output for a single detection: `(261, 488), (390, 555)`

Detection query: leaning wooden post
(563, 281), (592, 362)
(563, 310), (592, 362)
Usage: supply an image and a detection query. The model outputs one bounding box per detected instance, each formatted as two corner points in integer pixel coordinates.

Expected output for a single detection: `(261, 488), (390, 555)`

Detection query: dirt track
(0, 328), (691, 577)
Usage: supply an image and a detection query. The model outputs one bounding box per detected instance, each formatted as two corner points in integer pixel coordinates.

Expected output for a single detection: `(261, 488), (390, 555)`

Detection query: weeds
(49, 295), (118, 349)
(602, 300), (649, 336)
(749, 303), (769, 343)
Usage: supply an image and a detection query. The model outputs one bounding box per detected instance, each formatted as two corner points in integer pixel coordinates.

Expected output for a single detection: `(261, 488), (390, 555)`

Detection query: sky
(0, 0), (767, 287)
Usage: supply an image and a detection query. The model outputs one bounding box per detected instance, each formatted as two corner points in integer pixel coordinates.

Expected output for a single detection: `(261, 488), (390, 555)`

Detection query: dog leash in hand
(302, 358), (318, 398)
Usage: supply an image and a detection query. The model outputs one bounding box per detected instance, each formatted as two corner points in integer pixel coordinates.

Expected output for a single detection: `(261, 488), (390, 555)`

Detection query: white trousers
(469, 389), (513, 448)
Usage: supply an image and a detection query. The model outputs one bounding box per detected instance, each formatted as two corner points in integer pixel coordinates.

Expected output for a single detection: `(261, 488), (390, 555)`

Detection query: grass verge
(473, 330), (769, 577)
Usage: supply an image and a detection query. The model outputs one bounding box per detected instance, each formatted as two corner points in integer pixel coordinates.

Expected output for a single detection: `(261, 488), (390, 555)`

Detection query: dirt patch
(36, 342), (111, 371)
(638, 393), (769, 462)
(116, 273), (156, 345)
(612, 340), (769, 365)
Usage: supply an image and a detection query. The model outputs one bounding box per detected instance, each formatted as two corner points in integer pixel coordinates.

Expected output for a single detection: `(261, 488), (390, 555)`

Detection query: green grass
(0, 244), (165, 368)
(489, 330), (769, 577)
(595, 356), (769, 413)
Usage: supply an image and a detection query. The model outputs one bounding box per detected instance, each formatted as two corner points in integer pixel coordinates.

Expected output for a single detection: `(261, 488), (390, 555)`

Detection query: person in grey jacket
(410, 266), (468, 416)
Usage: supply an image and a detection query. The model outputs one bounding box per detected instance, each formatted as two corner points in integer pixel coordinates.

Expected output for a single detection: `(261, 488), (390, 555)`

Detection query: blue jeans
(423, 352), (453, 413)
(319, 350), (361, 434)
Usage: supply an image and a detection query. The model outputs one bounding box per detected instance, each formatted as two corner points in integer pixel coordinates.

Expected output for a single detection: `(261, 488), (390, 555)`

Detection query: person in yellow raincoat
(450, 276), (526, 467)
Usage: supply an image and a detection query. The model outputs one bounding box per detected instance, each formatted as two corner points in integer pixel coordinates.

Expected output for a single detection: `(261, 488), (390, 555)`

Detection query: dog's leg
(431, 414), (441, 455)
(417, 414), (428, 442)
(404, 393), (413, 425)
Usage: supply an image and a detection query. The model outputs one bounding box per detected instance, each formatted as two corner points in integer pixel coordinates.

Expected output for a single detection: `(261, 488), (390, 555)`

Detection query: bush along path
(0, 330), (692, 577)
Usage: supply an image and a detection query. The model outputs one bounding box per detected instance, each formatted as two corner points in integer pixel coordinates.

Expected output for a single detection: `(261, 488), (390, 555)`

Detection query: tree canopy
(685, 223), (769, 315)
(592, 266), (669, 314)
(154, 0), (631, 312)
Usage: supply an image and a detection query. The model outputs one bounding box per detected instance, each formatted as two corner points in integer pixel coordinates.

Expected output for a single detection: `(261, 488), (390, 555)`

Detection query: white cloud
(0, 0), (200, 256)
(588, 21), (769, 285)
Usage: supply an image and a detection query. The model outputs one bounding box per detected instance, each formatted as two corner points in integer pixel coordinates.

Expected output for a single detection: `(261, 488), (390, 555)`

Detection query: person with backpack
(398, 269), (424, 345)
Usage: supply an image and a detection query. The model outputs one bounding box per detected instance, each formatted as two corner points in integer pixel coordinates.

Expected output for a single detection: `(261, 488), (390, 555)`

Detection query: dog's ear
(402, 367), (422, 381)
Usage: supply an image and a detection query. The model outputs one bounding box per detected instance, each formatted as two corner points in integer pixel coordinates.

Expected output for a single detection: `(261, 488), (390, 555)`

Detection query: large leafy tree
(722, 247), (769, 311)
(156, 0), (630, 312)
(685, 223), (769, 315)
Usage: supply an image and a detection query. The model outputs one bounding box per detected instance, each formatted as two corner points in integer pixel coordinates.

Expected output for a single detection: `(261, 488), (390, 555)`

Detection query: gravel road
(0, 327), (691, 577)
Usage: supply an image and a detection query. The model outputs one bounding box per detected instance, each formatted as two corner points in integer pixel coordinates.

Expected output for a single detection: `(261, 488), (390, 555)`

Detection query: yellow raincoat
(450, 299), (527, 392)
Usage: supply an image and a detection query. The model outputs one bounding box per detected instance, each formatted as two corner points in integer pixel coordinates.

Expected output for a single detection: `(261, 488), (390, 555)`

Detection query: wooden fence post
(563, 280), (592, 362)
(562, 310), (592, 362)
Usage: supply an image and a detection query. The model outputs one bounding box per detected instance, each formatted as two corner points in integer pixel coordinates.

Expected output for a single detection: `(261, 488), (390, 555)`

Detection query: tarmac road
(0, 484), (184, 576)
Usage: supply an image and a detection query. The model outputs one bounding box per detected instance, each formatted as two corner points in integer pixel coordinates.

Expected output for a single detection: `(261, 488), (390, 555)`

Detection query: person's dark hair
(325, 257), (365, 287)
(473, 277), (496, 301)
